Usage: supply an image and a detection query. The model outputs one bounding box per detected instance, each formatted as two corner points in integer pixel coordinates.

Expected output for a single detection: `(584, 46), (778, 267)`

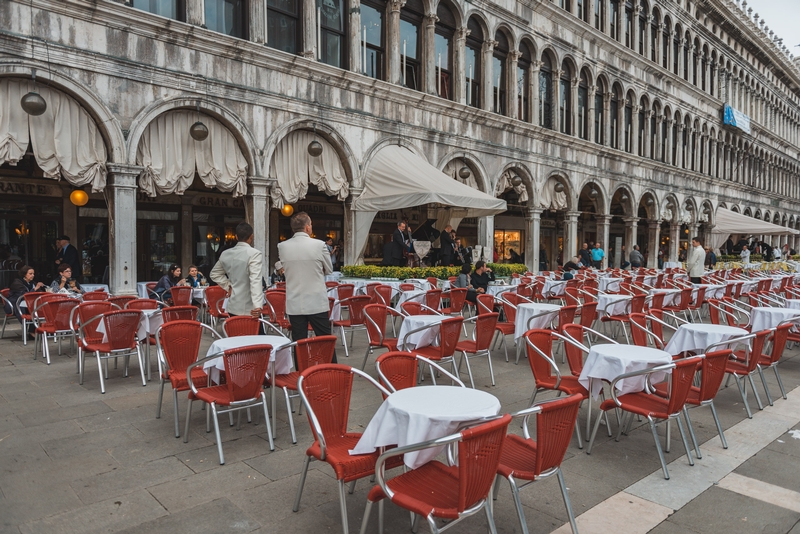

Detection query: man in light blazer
(278, 212), (336, 362)
(210, 222), (264, 319)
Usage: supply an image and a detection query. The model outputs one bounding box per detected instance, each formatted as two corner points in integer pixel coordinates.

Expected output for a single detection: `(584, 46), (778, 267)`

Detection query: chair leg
(337, 479), (349, 534)
(682, 407), (702, 460)
(484, 491), (500, 534)
(283, 388), (297, 444)
(172, 388), (181, 438)
(501, 334), (509, 363)
(293, 455), (312, 512)
(361, 346), (372, 371)
(586, 409), (606, 454)
(733, 374), (753, 418)
(340, 326), (349, 357)
(773, 366), (788, 400)
(557, 468), (579, 534)
(573, 419), (583, 450)
(461, 352), (475, 388)
(79, 348), (85, 384)
(675, 415), (695, 467)
(747, 372), (764, 411)
(486, 349), (495, 387)
(211, 403), (225, 465)
(261, 394), (275, 451)
(137, 347), (147, 387)
(96, 352), (106, 394)
(709, 401), (728, 449)
(184, 399), (193, 443)
(156, 379), (165, 418)
(648, 417), (670, 480)
(359, 500), (374, 534)
(22, 318), (27, 346)
(757, 366), (774, 406)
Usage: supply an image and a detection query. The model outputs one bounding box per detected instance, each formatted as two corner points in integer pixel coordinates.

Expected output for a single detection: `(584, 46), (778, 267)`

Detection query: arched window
(650, 106), (658, 159)
(670, 116), (677, 164)
(133, 0), (185, 21)
(638, 98), (646, 156)
(650, 10), (659, 62)
(560, 0), (572, 12)
(465, 17), (482, 108)
(690, 126), (696, 171)
(493, 31), (509, 115)
(662, 19), (670, 68)
(205, 0), (247, 37)
(610, 88), (619, 149)
(699, 132), (705, 173)
(595, 0), (604, 30)
(710, 53), (716, 95)
(683, 34), (690, 80)
(639, 1), (648, 56)
(610, 0), (619, 40)
(400, 0), (423, 91)
(692, 38), (700, 86)
(518, 42), (533, 122)
(578, 71), (589, 140)
(318, 0), (346, 67)
(673, 26), (680, 75)
(361, 0), (385, 80)
(624, 0), (634, 49)
(595, 80), (605, 144)
(434, 3), (455, 100)
(559, 62), (572, 135)
(577, 0), (584, 20)
(539, 54), (554, 129)
(624, 93), (633, 152)
(267, 0), (299, 53)
(701, 46), (708, 91)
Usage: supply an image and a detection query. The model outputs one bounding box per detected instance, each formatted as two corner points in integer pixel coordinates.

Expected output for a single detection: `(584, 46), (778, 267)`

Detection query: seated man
(469, 261), (495, 294)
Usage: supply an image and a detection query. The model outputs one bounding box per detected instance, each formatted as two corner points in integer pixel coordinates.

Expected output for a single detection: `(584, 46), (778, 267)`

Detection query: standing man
(325, 238), (338, 270)
(391, 221), (408, 267)
(440, 224), (454, 266)
(591, 242), (605, 269)
(54, 235), (81, 280)
(740, 244), (750, 264)
(210, 222), (264, 321)
(278, 212), (336, 362)
(578, 242), (592, 268)
(629, 245), (644, 269)
(686, 236), (705, 284)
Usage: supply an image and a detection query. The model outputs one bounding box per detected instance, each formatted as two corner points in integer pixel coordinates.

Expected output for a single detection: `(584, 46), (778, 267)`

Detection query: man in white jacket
(686, 236), (706, 284)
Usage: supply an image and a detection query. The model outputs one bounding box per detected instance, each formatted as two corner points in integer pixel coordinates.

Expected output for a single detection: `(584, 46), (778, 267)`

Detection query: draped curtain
(136, 110), (248, 197)
(269, 131), (348, 207)
(0, 78), (107, 191)
(538, 179), (568, 209)
(494, 170), (529, 203)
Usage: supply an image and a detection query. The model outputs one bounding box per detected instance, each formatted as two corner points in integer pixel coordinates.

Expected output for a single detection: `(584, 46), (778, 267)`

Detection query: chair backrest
(337, 284), (355, 300)
(524, 329), (556, 385)
(677, 288), (692, 309)
(446, 288), (467, 313)
(108, 295), (137, 308)
(295, 335), (337, 373)
(648, 292), (665, 312)
(223, 315), (260, 337)
(299, 364), (355, 441)
(325, 281), (339, 289)
(557, 305), (577, 332)
(40, 299), (79, 330)
(707, 298), (723, 325)
(399, 283), (416, 291)
(375, 351), (417, 393)
(696, 349), (733, 403)
(126, 298), (159, 310)
(169, 285), (193, 306)
(365, 283), (381, 303)
(426, 277), (438, 289)
(222, 344), (272, 402)
(456, 414), (512, 513)
(102, 310), (142, 350)
(425, 289), (442, 310)
(501, 297), (518, 323)
(363, 304), (389, 346)
(630, 294), (646, 314)
(578, 301), (598, 327)
(400, 301), (428, 316)
(473, 313), (499, 351)
(732, 281), (744, 299)
(476, 293), (495, 315)
(437, 317), (464, 358)
(162, 305), (198, 323)
(691, 287), (706, 308)
(629, 313), (649, 347)
(533, 394), (582, 474)
(561, 324), (586, 375)
(343, 295), (372, 325)
(83, 291), (108, 301)
(742, 329), (770, 372)
(157, 320), (204, 376)
(564, 286), (581, 304)
(145, 282), (158, 292)
(26, 292), (62, 315)
(205, 286), (228, 318)
(665, 357), (700, 415)
(766, 323), (791, 365)
(374, 285), (394, 306)
(264, 290), (287, 323)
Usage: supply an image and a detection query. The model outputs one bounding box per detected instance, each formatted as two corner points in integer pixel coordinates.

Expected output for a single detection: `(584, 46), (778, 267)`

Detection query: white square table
(598, 278), (622, 293)
(514, 303), (561, 340)
(397, 315), (446, 351)
(692, 284), (726, 303)
(543, 279), (568, 297)
(350, 385), (501, 468)
(597, 294), (631, 316)
(663, 323), (748, 355)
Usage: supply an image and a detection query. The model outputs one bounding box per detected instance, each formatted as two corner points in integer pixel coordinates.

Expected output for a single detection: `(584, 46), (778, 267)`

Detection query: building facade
(1, 0), (799, 293)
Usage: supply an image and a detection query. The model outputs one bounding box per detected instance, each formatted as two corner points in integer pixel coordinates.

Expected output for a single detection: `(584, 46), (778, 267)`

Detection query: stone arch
(519, 34), (538, 60)
(433, 0), (464, 29)
(542, 170), (574, 211)
(610, 183), (636, 216)
(638, 190), (660, 220)
(661, 193), (680, 223)
(463, 10), (490, 40)
(700, 199), (714, 226)
(577, 177), (608, 215)
(493, 23), (517, 51)
(497, 162), (535, 203)
(436, 150), (491, 194)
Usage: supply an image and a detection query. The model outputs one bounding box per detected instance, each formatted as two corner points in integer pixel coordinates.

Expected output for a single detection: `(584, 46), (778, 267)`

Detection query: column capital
(455, 27), (470, 41)
(107, 163), (144, 178)
(509, 50), (522, 62)
(247, 175), (271, 195)
(526, 207), (544, 219)
(623, 216), (640, 224)
(595, 215), (613, 224)
(424, 12), (439, 25)
(389, 0), (406, 12)
(648, 219), (661, 229)
(482, 40), (498, 53)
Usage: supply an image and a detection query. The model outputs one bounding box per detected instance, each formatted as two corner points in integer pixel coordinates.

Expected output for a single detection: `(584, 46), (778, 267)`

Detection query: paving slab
(115, 497), (260, 533)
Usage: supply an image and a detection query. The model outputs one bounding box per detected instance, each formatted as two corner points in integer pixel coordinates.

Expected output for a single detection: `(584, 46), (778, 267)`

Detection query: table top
(514, 302), (561, 339)
(663, 323), (748, 356)
(579, 343), (672, 398)
(350, 385), (501, 468)
(397, 315), (446, 351)
(205, 335), (293, 377)
(750, 307), (800, 332)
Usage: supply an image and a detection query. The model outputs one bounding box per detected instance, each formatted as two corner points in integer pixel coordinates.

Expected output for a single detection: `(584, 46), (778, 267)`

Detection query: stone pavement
(1, 317), (799, 534)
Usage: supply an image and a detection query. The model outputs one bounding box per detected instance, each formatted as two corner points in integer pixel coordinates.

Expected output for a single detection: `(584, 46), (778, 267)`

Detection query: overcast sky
(742, 0), (800, 53)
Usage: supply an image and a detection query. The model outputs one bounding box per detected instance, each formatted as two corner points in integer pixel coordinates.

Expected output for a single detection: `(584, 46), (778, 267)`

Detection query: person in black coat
(470, 261), (495, 293)
(54, 235), (81, 280)
(440, 224), (454, 266)
(7, 265), (46, 338)
(390, 221), (408, 266)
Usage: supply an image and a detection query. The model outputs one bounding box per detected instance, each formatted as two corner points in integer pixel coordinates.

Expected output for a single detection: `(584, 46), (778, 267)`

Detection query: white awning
(352, 145), (507, 216)
(710, 208), (799, 249)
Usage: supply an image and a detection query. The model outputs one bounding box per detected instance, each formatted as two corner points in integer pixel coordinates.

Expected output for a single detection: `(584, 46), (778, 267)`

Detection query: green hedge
(340, 263), (528, 279)
(718, 254), (764, 262)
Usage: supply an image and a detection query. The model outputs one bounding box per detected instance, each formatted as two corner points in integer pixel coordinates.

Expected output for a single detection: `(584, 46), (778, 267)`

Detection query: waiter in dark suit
(391, 221), (408, 266)
(440, 224), (454, 266)
(54, 235), (81, 280)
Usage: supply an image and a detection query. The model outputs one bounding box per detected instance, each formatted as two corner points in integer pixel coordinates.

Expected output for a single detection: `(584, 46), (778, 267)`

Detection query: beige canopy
(710, 208), (799, 249)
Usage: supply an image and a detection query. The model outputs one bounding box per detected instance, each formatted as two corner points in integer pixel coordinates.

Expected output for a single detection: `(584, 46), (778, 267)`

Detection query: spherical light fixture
(190, 121), (209, 141)
(69, 189), (89, 207)
(620, 193), (629, 202)
(553, 182), (565, 193)
(307, 140), (323, 157)
(646, 198), (654, 206)
(510, 175), (523, 187)
(685, 203), (693, 211)
(458, 165), (471, 179)
(21, 91), (47, 116)
(280, 204), (294, 217)
(589, 188), (598, 199)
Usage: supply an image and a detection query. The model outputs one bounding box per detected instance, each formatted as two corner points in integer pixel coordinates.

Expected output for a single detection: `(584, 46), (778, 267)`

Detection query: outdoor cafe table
(749, 307), (800, 332)
(649, 288), (681, 307)
(514, 303), (561, 340)
(692, 283), (726, 302)
(578, 343), (673, 441)
(96, 308), (162, 343)
(136, 282), (154, 299)
(597, 294), (632, 316)
(598, 277), (622, 293)
(663, 323), (748, 355)
(350, 385), (501, 468)
(785, 299), (800, 310)
(393, 289), (427, 311)
(486, 284), (515, 297)
(543, 279), (568, 297)
(204, 334), (294, 426)
(82, 284), (109, 293)
(397, 314), (446, 351)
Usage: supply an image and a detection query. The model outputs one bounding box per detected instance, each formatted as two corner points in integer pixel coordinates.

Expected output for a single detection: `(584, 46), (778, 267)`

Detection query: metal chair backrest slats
(457, 414), (513, 512)
(223, 316), (260, 337)
(169, 286), (193, 306)
(162, 305), (198, 323)
(375, 351), (417, 393)
(126, 298), (159, 310)
(534, 394), (582, 474)
(102, 310), (142, 350)
(222, 344), (272, 403)
(158, 320), (204, 375)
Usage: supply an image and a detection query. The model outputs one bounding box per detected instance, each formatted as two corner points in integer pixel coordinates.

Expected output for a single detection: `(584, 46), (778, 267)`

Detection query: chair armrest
(416, 356), (466, 388)
(608, 362), (677, 406)
(524, 334), (562, 390)
(526, 310), (558, 330)
(401, 321), (442, 349)
(258, 318), (287, 337)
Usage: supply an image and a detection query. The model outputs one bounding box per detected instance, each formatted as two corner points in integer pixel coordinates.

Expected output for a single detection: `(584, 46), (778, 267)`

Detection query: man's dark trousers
(288, 312), (338, 364)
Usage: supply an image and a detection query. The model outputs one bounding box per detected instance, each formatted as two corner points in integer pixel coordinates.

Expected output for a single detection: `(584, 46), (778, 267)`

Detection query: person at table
(562, 261), (579, 280)
(7, 265), (45, 339)
(154, 264), (189, 301)
(591, 242), (605, 269)
(278, 212), (337, 363)
(211, 222), (264, 325)
(453, 263), (478, 303)
(50, 263), (85, 294)
(509, 248), (522, 264)
(54, 235), (81, 280)
(740, 244), (750, 264)
(470, 261), (495, 294)
(270, 261), (285, 286)
(686, 237), (706, 284)
(184, 265), (207, 288)
(629, 245), (644, 269)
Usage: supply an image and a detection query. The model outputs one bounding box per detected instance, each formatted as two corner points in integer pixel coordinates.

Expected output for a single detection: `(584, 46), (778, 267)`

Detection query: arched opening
(577, 182), (605, 265)
(267, 0), (301, 54)
(493, 168), (531, 264)
(492, 30), (510, 115)
(539, 177), (571, 270)
(610, 83), (622, 149)
(578, 69), (590, 140)
(539, 52), (554, 130)
(594, 77), (606, 144)
(608, 187), (634, 266)
(518, 41), (534, 122)
(662, 17), (671, 69)
(559, 60), (573, 135)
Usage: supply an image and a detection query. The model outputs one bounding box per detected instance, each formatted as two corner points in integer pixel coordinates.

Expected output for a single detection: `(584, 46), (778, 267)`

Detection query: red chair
(757, 323), (791, 404)
(426, 276), (439, 289)
(559, 323), (619, 377)
(294, 364), (400, 534)
(125, 298), (159, 310)
(399, 283), (416, 291)
(166, 285), (193, 306)
(455, 313), (499, 387)
(0, 288), (15, 339)
(18, 292), (52, 345)
(686, 286), (706, 322)
(600, 294), (645, 343)
(723, 330), (770, 418)
(223, 315), (260, 337)
(496, 395), (583, 534)
(108, 295), (137, 309)
(82, 291), (108, 301)
(155, 320), (220, 437)
(403, 316), (464, 379)
(587, 356), (701, 479)
(33, 298), (79, 364)
(662, 287), (692, 322)
(494, 295), (519, 362)
(373, 284), (394, 307)
(578, 301), (598, 329)
(440, 288), (467, 317)
(145, 281), (159, 299)
(71, 301), (117, 375)
(476, 293), (497, 315)
(399, 300), (437, 316)
(375, 352), (466, 393)
(359, 414), (512, 534)
(205, 285), (229, 329)
(425, 288), (443, 310)
(361, 304), (400, 370)
(264, 290), (291, 332)
(336, 283), (355, 301)
(185, 344), (275, 463)
(364, 282), (382, 304)
(332, 295), (372, 357)
(269, 335), (337, 444)
(161, 305), (198, 323)
(79, 310), (145, 394)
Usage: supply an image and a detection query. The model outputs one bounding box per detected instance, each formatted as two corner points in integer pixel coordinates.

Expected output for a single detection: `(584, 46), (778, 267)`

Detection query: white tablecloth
(394, 289), (427, 311)
(543, 279), (568, 297)
(83, 284), (109, 293)
(642, 275), (658, 287)
(785, 299), (800, 310)
(96, 308), (162, 342)
(663, 323), (748, 355)
(514, 303), (561, 340)
(578, 343), (672, 399)
(350, 386), (501, 468)
(750, 307), (800, 332)
(649, 288), (681, 307)
(397, 315), (445, 351)
(692, 284), (726, 302)
(136, 282), (155, 299)
(597, 294), (631, 316)
(486, 284), (515, 297)
(406, 278), (434, 290)
(325, 272), (342, 282)
(663, 262), (682, 269)
(204, 334), (293, 384)
(598, 278), (622, 293)
(191, 287), (207, 303)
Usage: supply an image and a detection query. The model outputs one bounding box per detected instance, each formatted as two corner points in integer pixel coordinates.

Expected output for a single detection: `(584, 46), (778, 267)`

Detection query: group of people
(439, 224), (471, 267)
(451, 261), (495, 303)
(386, 221), (472, 267)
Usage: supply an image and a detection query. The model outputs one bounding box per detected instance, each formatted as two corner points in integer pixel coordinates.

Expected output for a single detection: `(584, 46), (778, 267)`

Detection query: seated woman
(184, 265), (207, 288)
(452, 263), (478, 303)
(561, 261), (580, 280)
(7, 265), (46, 339)
(154, 264), (188, 302)
(50, 263), (84, 294)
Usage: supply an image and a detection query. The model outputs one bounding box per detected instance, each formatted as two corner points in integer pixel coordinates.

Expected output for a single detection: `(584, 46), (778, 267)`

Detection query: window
(361, 2), (384, 80)
(493, 31), (509, 115)
(267, 0), (299, 53)
(651, 12), (659, 62)
(559, 63), (572, 135)
(671, 120), (677, 165)
(701, 50), (707, 91)
(638, 102), (645, 156)
(577, 0), (584, 21)
(662, 21), (670, 68)
(578, 72), (588, 140)
(683, 37), (690, 80)
(540, 55), (553, 129)
(518, 43), (533, 122)
(560, 0), (572, 11)
(624, 96), (633, 152)
(624, 0), (633, 48)
(610, 91), (619, 148)
(465, 18), (482, 108)
(673, 26), (680, 74)
(318, 0), (346, 68)
(434, 3), (456, 100)
(205, 0), (246, 38)
(638, 2), (647, 55)
(650, 109), (657, 159)
(610, 0), (619, 40)
(594, 84), (604, 144)
(400, 18), (420, 90)
(132, 0), (184, 20)
(595, 0), (604, 30)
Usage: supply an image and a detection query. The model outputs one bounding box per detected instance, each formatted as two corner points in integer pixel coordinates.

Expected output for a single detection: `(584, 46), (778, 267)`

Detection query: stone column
(596, 215), (612, 268)
(246, 176), (271, 276)
(531, 60), (541, 125)
(664, 118), (673, 164)
(632, 104), (641, 155)
(387, 0), (406, 85)
(631, 5), (640, 51)
(588, 85), (597, 142)
(553, 69), (564, 132)
(669, 223), (680, 263)
(454, 27), (469, 104)
(564, 211), (580, 263)
(719, 67), (727, 102)
(570, 76), (579, 135)
(677, 38), (685, 79)
(186, 0), (204, 26)
(482, 40), (497, 112)
(623, 217), (639, 258)
(302, 0), (317, 59)
(106, 164), (143, 296)
(643, 110), (652, 158)
(349, 0), (361, 73)
(526, 208), (542, 274)
(249, 0), (266, 44)
(603, 0), (610, 34)
(603, 92), (612, 147)
(647, 220), (660, 268)
(477, 215), (495, 263)
(508, 51), (521, 120)
(423, 12), (438, 95)
(344, 187), (364, 265)
(710, 138), (718, 177)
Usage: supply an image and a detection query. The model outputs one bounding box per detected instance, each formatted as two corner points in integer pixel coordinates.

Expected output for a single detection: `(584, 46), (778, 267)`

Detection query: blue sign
(723, 104), (751, 135)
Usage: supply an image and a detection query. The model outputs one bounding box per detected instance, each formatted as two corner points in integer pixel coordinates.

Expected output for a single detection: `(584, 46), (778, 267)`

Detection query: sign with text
(723, 104), (751, 135)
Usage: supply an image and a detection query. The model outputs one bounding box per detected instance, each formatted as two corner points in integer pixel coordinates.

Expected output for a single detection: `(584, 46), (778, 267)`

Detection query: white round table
(579, 343), (673, 399)
(749, 307), (800, 332)
(598, 278), (622, 293)
(394, 289), (427, 311)
(514, 303), (561, 340)
(204, 334), (293, 381)
(543, 279), (567, 297)
(785, 299), (800, 310)
(397, 315), (445, 351)
(350, 385), (501, 468)
(597, 294), (631, 316)
(96, 308), (162, 342)
(663, 323), (748, 356)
